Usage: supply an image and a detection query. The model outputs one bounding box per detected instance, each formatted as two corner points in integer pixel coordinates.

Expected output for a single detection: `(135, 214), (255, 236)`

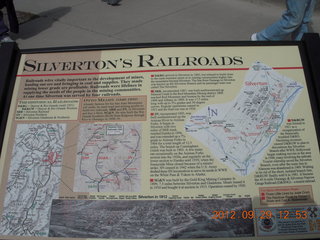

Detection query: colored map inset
(185, 62), (303, 176)
(74, 123), (141, 192)
(0, 124), (65, 236)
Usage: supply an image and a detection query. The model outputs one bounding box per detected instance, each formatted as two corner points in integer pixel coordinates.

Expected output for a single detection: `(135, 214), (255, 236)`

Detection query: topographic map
(74, 123), (141, 193)
(185, 62), (303, 176)
(0, 124), (65, 236)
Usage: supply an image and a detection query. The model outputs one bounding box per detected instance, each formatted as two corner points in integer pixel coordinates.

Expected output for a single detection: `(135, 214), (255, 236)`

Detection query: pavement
(8, 0), (320, 49)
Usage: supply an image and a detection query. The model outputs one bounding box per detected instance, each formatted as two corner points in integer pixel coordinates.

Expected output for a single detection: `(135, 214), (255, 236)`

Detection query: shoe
(104, 0), (120, 5)
(251, 33), (258, 41)
(0, 35), (14, 43)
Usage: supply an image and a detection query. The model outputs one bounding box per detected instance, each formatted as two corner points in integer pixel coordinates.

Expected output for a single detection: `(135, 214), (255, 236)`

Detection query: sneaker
(0, 35), (14, 43)
(251, 33), (258, 41)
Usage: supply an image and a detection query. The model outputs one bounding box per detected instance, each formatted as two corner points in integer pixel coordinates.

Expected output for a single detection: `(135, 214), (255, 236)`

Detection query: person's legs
(256, 0), (309, 40)
(292, 0), (318, 40)
(0, 10), (9, 38)
(0, 10), (14, 43)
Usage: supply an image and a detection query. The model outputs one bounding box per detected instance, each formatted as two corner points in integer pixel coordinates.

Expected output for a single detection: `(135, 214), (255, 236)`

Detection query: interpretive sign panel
(0, 41), (320, 240)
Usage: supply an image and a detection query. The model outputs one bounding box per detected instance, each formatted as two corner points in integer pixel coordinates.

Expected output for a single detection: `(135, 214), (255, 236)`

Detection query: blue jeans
(0, 10), (9, 37)
(257, 0), (318, 40)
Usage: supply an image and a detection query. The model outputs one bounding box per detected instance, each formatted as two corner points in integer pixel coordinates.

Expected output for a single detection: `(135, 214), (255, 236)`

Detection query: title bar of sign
(21, 55), (245, 73)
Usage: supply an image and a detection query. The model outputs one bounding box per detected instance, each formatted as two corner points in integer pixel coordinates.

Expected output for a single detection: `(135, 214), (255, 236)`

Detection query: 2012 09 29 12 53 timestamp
(211, 210), (308, 220)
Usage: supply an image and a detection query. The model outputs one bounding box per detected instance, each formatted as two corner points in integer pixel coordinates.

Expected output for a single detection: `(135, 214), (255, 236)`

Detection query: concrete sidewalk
(11, 0), (320, 49)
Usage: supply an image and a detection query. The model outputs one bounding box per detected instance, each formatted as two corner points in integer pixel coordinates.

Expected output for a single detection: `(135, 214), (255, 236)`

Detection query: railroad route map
(185, 62), (303, 176)
(0, 124), (65, 236)
(74, 123), (142, 193)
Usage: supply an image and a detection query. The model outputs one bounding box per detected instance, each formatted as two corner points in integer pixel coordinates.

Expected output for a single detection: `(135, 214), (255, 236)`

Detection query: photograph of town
(49, 198), (254, 238)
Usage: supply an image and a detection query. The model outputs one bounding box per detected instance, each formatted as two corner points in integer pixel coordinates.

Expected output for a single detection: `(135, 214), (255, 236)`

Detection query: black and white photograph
(49, 198), (254, 239)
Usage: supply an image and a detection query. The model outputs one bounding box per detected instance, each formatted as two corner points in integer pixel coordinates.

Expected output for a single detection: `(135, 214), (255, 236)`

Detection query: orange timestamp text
(212, 210), (308, 220)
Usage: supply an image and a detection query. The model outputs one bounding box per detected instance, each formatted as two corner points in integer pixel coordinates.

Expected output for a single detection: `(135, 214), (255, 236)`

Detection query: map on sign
(0, 124), (65, 236)
(185, 62), (303, 176)
(74, 123), (142, 193)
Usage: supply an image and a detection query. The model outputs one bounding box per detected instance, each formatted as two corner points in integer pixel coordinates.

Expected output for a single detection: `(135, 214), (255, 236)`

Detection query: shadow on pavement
(15, 6), (71, 40)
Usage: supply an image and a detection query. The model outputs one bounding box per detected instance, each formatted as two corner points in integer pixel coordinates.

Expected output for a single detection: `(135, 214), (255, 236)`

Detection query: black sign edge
(300, 33), (320, 150)
(0, 42), (21, 154)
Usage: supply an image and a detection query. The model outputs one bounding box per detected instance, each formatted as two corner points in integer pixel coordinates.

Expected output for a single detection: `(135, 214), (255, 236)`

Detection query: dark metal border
(19, 40), (300, 54)
(0, 42), (20, 153)
(300, 33), (320, 148)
